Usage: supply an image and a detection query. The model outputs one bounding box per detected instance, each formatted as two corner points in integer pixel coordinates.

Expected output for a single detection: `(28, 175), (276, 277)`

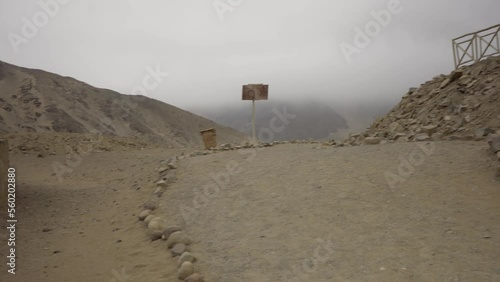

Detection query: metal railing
(452, 24), (500, 69)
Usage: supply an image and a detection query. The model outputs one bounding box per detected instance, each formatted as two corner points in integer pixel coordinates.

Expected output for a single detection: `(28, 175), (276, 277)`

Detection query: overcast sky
(1, 0), (499, 110)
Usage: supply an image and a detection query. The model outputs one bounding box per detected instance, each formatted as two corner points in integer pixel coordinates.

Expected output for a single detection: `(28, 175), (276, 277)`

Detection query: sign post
(242, 84), (269, 144)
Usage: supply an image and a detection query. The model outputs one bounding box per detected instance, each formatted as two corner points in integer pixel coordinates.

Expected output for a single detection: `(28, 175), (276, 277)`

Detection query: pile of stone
(338, 55), (500, 146)
(137, 156), (205, 281)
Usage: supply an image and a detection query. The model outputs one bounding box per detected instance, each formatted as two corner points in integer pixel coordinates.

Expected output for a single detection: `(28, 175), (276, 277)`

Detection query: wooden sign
(242, 84), (269, 100)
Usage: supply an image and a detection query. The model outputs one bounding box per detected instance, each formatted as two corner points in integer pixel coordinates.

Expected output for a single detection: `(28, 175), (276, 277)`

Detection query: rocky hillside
(0, 61), (245, 147)
(342, 55), (500, 146)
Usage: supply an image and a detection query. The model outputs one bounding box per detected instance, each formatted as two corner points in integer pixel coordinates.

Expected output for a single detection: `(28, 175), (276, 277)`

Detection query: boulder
(144, 215), (156, 224)
(163, 225), (182, 239)
(171, 243), (187, 257)
(167, 231), (193, 248)
(422, 125), (438, 136)
(364, 137), (381, 145)
(148, 218), (166, 232)
(488, 136), (500, 153)
(143, 200), (158, 211)
(150, 230), (163, 241)
(415, 133), (431, 142)
(178, 252), (196, 265)
(138, 210), (152, 221)
(178, 262), (195, 280)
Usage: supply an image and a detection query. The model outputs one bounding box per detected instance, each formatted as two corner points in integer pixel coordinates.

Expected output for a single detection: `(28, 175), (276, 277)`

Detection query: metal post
(252, 99), (256, 144)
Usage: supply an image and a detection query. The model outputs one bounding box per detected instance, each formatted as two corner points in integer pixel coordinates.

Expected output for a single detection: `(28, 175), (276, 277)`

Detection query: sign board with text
(242, 84), (269, 100)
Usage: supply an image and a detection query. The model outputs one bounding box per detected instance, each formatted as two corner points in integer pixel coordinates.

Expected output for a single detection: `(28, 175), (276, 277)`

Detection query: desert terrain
(0, 139), (499, 281)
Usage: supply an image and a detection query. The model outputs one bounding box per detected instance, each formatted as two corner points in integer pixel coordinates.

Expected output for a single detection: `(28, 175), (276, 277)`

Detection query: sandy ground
(159, 142), (500, 282)
(0, 148), (183, 282)
(1, 141), (500, 282)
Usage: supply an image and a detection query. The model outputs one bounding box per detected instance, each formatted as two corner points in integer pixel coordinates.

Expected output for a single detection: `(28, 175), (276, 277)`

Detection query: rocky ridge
(341, 55), (500, 146)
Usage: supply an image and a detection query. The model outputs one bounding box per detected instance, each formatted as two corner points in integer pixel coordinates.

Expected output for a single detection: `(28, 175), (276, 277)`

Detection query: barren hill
(0, 60), (245, 147)
(342, 55), (500, 146)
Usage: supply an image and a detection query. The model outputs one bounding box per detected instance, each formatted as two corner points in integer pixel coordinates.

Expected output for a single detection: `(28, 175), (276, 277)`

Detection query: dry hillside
(0, 61), (245, 148)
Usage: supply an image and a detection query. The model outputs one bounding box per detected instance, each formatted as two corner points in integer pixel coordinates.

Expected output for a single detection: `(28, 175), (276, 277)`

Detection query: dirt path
(0, 148), (182, 282)
(158, 141), (500, 281)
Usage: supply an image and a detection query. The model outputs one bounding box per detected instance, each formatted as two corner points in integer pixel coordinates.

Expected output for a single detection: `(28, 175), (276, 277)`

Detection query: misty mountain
(191, 100), (349, 141)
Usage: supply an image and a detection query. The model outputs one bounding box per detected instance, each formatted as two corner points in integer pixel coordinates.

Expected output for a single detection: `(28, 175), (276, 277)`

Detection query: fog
(1, 0), (499, 111)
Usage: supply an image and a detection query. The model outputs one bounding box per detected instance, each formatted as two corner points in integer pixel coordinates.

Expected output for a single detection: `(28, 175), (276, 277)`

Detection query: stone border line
(137, 156), (204, 281)
(133, 140), (323, 281)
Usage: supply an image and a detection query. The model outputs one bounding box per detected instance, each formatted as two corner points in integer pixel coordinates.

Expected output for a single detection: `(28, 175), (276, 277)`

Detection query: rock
(431, 132), (444, 141)
(163, 225), (182, 239)
(496, 152), (500, 162)
(42, 227), (53, 232)
(220, 143), (232, 150)
(389, 122), (403, 133)
(408, 87), (418, 94)
(415, 133), (431, 142)
(166, 231), (192, 248)
(450, 69), (464, 81)
(171, 243), (187, 256)
(440, 78), (451, 89)
(143, 200), (158, 211)
(392, 133), (407, 141)
(159, 170), (177, 185)
(144, 215), (156, 224)
(156, 179), (168, 188)
(364, 137), (381, 145)
(422, 125), (438, 136)
(438, 98), (451, 108)
(153, 186), (166, 197)
(178, 262), (195, 280)
(475, 128), (486, 140)
(167, 162), (177, 169)
(184, 273), (205, 282)
(138, 210), (152, 221)
(157, 166), (169, 174)
(150, 230), (163, 241)
(489, 136), (500, 153)
(148, 218), (166, 232)
(496, 165), (500, 181)
(178, 252), (196, 265)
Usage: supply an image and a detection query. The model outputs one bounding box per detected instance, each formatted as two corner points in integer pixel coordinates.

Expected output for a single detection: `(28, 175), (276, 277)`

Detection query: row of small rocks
(188, 139), (321, 157)
(138, 156), (205, 281)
